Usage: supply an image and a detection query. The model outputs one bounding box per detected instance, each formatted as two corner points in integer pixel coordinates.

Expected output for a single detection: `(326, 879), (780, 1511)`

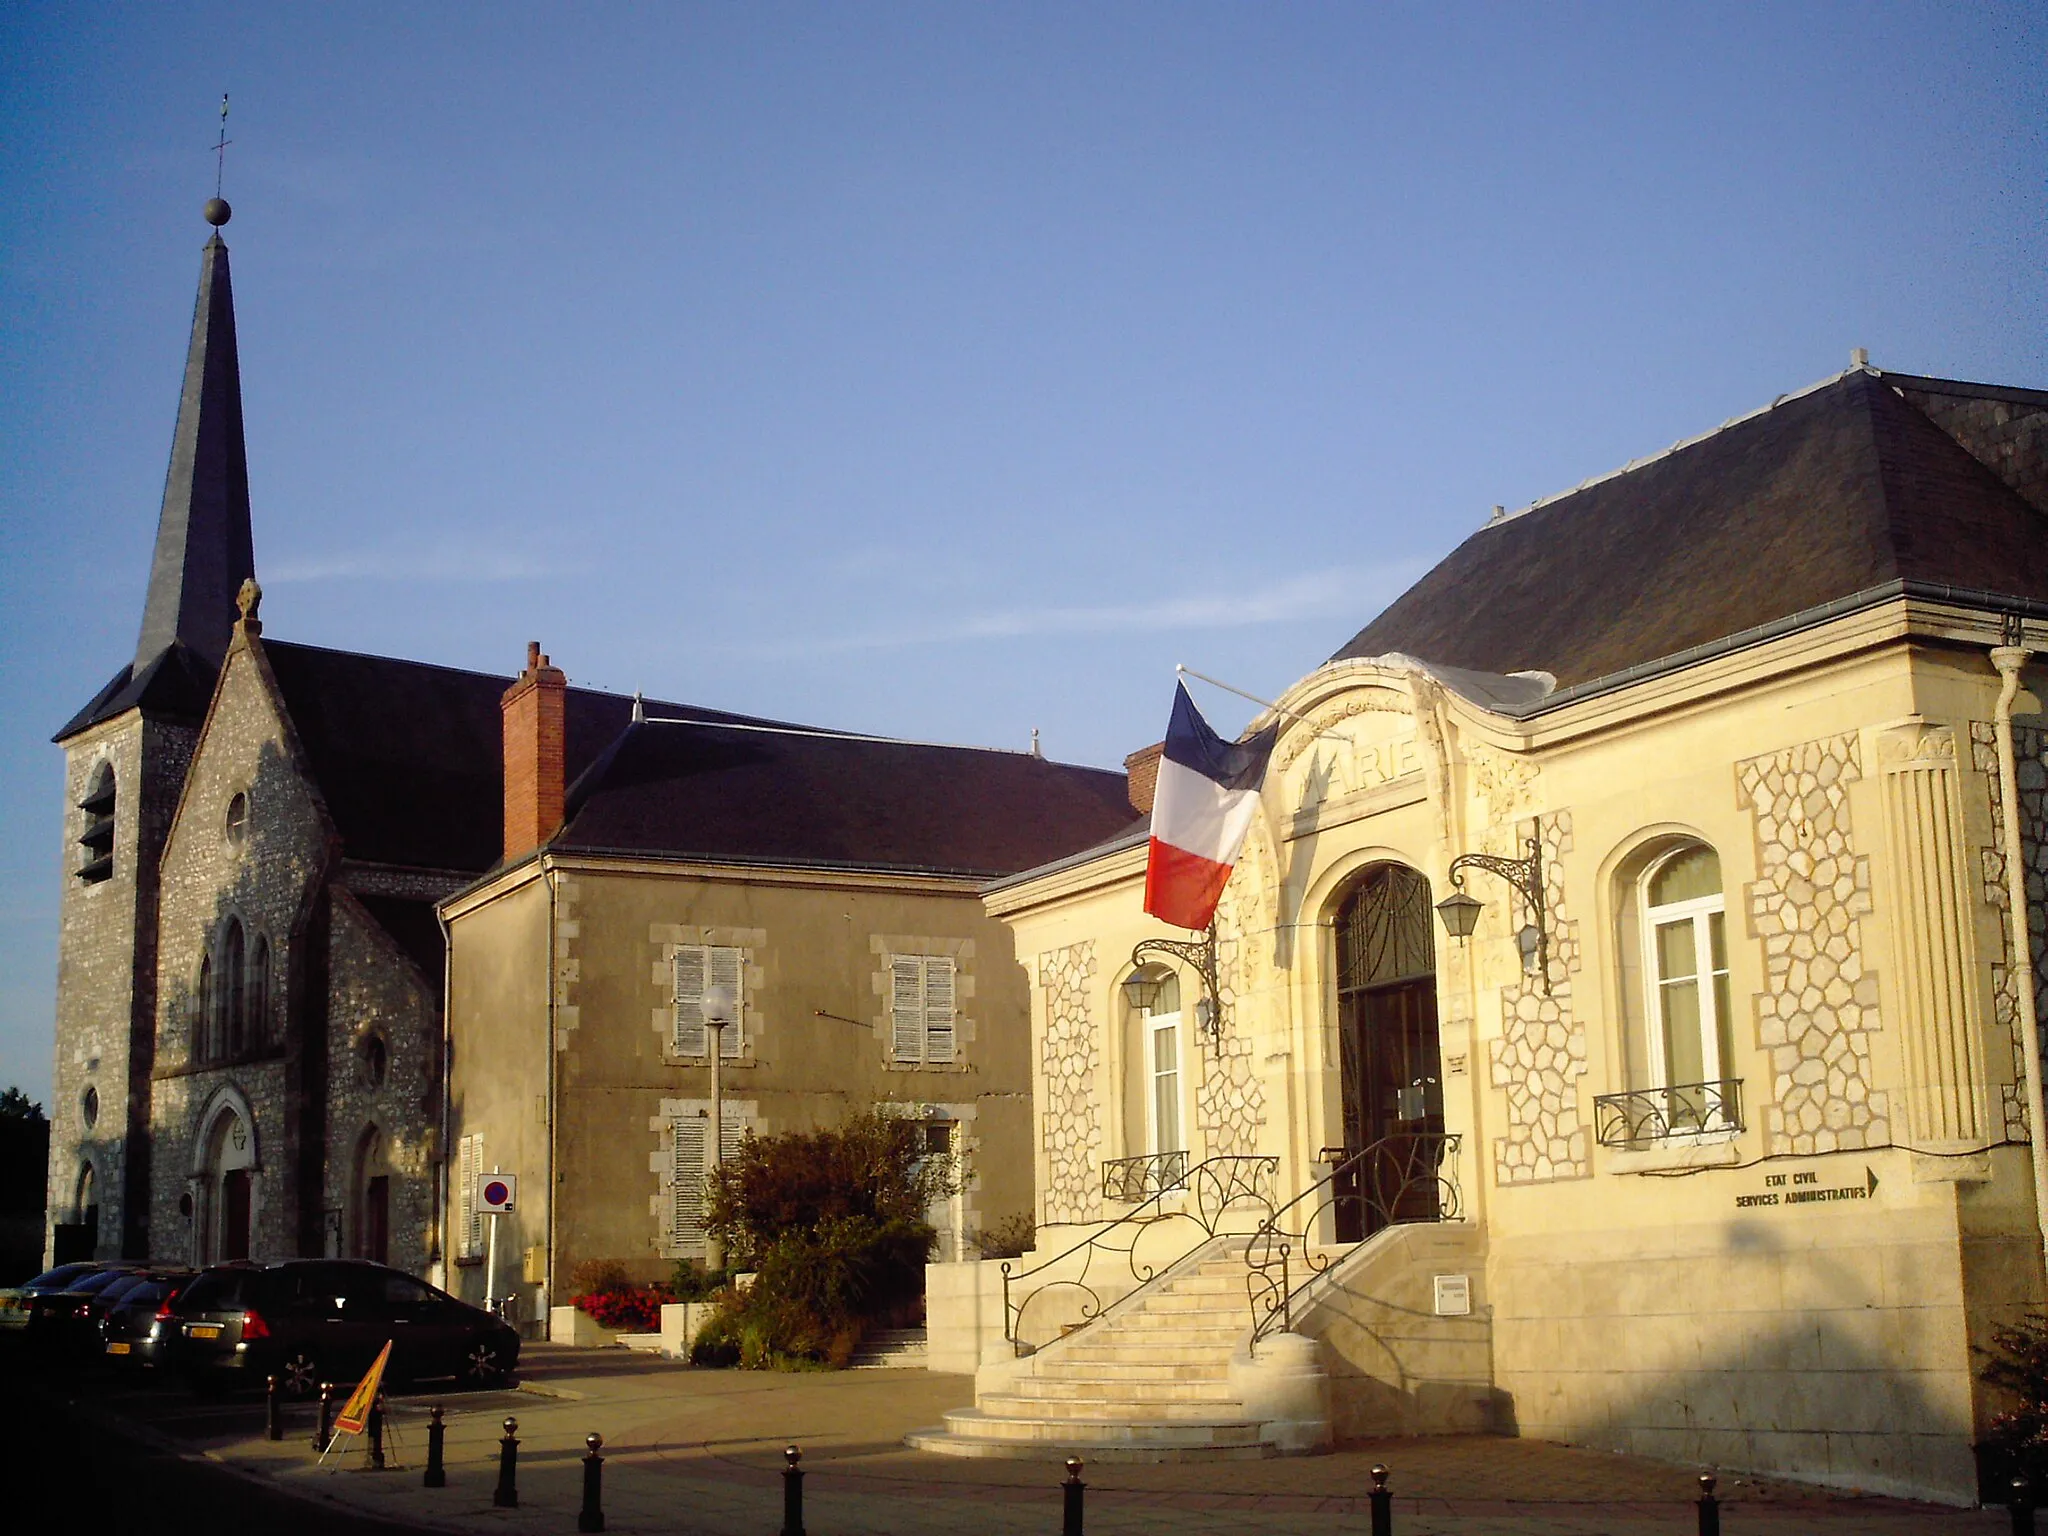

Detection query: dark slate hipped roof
(1332, 370), (2048, 688)
(259, 641), (791, 873)
(555, 718), (1136, 878)
(54, 642), (220, 741)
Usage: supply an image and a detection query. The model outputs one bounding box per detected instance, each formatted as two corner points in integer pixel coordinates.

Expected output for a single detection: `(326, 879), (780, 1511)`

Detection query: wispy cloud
(264, 542), (588, 584)
(733, 561), (1424, 658)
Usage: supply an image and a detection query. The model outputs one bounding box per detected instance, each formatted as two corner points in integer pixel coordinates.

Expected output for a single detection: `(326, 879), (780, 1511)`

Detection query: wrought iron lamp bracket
(1129, 923), (1224, 1057)
(1445, 836), (1550, 994)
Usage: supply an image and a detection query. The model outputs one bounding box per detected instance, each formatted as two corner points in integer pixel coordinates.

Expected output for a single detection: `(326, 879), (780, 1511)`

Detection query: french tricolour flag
(1143, 682), (1279, 932)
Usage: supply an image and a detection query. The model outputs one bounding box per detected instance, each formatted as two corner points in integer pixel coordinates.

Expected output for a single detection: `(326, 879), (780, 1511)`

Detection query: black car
(99, 1268), (198, 1371)
(0, 1263), (141, 1355)
(165, 1260), (518, 1396)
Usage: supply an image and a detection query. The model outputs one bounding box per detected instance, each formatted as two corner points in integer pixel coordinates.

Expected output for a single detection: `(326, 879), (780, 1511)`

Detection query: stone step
(848, 1327), (928, 1369)
(930, 1407), (1268, 1448)
(1015, 1368), (1220, 1392)
(1139, 1292), (1248, 1314)
(978, 1393), (1250, 1424)
(906, 1416), (1274, 1462)
(1007, 1376), (1239, 1405)
(1058, 1336), (1240, 1362)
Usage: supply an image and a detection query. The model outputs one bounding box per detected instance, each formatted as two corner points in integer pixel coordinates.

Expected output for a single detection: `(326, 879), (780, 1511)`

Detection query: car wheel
(461, 1340), (506, 1387)
(279, 1349), (322, 1400)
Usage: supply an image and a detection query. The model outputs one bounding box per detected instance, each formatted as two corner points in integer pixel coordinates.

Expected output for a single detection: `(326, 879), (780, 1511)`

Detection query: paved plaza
(49, 1345), (2004, 1534)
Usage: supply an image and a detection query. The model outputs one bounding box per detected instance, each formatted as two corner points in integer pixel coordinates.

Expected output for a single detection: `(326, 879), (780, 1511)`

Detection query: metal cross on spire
(214, 94), (231, 198)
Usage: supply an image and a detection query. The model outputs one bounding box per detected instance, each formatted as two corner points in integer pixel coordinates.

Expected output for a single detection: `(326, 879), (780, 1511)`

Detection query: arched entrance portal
(199, 1104), (257, 1262)
(1331, 862), (1445, 1241)
(354, 1126), (390, 1265)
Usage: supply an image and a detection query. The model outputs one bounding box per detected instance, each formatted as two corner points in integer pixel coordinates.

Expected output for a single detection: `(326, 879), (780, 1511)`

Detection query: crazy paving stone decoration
(1037, 941), (1103, 1224)
(1973, 722), (2048, 1139)
(1199, 887), (1268, 1158)
(1737, 734), (1889, 1154)
(1490, 811), (1588, 1184)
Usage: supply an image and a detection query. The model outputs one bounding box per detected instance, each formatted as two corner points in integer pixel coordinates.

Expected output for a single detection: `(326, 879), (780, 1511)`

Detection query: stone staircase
(909, 1236), (1278, 1461)
(849, 1327), (929, 1369)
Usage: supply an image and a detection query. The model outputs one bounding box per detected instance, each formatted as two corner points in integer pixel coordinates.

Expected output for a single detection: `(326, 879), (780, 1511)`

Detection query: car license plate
(187, 1325), (221, 1340)
(106, 1341), (131, 1355)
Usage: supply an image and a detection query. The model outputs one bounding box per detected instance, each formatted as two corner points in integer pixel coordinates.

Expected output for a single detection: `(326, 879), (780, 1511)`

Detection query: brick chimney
(1124, 742), (1164, 817)
(502, 640), (567, 862)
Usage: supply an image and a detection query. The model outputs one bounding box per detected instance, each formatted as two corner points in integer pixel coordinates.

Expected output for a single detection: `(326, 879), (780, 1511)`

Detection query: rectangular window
(1149, 1017), (1182, 1154)
(670, 1114), (746, 1258)
(890, 955), (957, 1065)
(456, 1134), (483, 1259)
(672, 945), (744, 1058)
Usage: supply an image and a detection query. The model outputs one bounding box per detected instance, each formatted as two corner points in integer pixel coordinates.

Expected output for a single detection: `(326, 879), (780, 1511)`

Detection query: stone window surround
(188, 906), (274, 1067)
(870, 934), (977, 1073)
(879, 1098), (982, 1260)
(650, 1097), (762, 1259)
(649, 924), (767, 1068)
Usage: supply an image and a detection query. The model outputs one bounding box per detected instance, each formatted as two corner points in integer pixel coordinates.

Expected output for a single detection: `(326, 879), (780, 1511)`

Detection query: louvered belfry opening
(1330, 862), (1445, 1242)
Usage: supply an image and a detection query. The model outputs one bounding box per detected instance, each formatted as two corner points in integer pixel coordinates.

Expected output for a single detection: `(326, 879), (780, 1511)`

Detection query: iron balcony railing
(1592, 1079), (1743, 1146)
(1244, 1130), (1462, 1347)
(1100, 1150), (1189, 1204)
(1001, 1154), (1277, 1353)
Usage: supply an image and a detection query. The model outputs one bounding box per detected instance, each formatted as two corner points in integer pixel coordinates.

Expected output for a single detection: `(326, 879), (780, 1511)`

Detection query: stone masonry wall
(1737, 734), (1890, 1155)
(149, 636), (337, 1263)
(1974, 721), (2048, 1139)
(324, 891), (441, 1275)
(1037, 942), (1102, 1224)
(1489, 811), (1588, 1184)
(1200, 872), (1268, 1157)
(49, 713), (196, 1261)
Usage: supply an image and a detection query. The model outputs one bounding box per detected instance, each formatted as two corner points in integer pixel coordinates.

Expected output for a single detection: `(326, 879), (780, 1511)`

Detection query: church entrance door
(220, 1170), (252, 1260)
(1332, 863), (1445, 1243)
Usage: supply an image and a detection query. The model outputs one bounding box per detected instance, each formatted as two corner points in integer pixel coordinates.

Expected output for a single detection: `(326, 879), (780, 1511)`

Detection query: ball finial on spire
(204, 198), (232, 227)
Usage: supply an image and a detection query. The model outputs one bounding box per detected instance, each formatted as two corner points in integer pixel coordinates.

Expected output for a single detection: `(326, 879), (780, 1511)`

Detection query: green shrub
(669, 1261), (735, 1301)
(964, 1212), (1035, 1260)
(1980, 1313), (2048, 1484)
(568, 1258), (633, 1296)
(689, 1111), (953, 1369)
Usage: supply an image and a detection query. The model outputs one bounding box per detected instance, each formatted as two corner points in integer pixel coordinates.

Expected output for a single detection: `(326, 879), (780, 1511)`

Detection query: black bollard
(1063, 1456), (1085, 1536)
(1369, 1463), (1392, 1536)
(578, 1433), (606, 1533)
(368, 1395), (386, 1470)
(265, 1374), (282, 1442)
(2014, 1475), (2036, 1536)
(314, 1382), (334, 1452)
(423, 1404), (446, 1488)
(1697, 1473), (1720, 1536)
(493, 1416), (519, 1509)
(781, 1444), (805, 1536)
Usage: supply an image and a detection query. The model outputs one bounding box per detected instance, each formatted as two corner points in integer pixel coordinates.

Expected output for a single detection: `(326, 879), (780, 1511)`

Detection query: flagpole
(1175, 664), (1352, 743)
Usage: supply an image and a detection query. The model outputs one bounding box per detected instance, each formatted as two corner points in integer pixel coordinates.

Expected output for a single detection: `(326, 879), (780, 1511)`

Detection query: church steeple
(134, 199), (255, 673)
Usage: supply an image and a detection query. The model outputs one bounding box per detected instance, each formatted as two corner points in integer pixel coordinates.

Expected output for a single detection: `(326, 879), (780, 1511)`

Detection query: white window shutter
(720, 1115), (746, 1163)
(673, 947), (707, 1056)
(891, 957), (925, 1063)
(458, 1135), (481, 1258)
(710, 946), (745, 1058)
(923, 957), (956, 1064)
(672, 1116), (707, 1258)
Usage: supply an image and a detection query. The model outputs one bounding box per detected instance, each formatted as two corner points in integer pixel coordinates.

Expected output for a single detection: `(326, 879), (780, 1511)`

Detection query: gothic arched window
(221, 920), (246, 1057)
(248, 934), (270, 1048)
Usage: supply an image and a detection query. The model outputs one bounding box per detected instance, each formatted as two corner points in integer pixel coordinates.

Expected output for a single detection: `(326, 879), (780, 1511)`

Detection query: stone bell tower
(47, 197), (256, 1263)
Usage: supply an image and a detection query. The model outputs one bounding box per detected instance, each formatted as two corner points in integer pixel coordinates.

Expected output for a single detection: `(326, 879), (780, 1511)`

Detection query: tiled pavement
(119, 1346), (2006, 1534)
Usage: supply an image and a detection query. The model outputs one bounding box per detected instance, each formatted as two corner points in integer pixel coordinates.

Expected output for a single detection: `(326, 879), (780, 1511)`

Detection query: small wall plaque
(1433, 1273), (1472, 1316)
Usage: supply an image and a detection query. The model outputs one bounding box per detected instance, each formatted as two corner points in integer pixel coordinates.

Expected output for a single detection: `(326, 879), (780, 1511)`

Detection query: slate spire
(134, 203), (255, 673)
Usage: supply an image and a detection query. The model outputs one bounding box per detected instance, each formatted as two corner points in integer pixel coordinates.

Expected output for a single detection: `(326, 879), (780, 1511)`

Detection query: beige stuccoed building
(438, 651), (1135, 1328)
(920, 362), (2048, 1505)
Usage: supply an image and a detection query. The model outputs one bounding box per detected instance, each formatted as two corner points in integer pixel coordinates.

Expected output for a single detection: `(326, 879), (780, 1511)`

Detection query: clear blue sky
(2, 3), (2044, 1105)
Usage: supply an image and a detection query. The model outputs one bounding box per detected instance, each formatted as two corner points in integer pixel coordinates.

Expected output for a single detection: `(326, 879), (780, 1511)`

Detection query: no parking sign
(480, 1173), (517, 1213)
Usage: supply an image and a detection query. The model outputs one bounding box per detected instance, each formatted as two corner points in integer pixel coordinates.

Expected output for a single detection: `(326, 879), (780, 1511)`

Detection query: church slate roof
(553, 717), (1137, 879)
(248, 639), (1131, 883)
(1331, 369), (2048, 690)
(258, 641), (801, 874)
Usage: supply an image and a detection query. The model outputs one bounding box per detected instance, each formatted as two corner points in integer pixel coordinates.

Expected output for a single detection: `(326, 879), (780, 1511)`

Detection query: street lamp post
(702, 981), (738, 1272)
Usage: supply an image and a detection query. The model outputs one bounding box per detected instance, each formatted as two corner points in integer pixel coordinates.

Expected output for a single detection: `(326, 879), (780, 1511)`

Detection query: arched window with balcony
(1601, 838), (1741, 1144)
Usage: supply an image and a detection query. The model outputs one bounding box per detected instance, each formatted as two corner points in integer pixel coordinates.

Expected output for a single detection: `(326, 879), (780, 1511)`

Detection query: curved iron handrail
(1001, 1154), (1278, 1352)
(1593, 1080), (1742, 1145)
(1245, 1131), (1461, 1346)
(1100, 1150), (1189, 1203)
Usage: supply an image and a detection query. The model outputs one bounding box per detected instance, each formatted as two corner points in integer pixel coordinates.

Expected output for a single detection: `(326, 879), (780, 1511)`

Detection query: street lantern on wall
(1433, 835), (1550, 993)
(1124, 925), (1224, 1058)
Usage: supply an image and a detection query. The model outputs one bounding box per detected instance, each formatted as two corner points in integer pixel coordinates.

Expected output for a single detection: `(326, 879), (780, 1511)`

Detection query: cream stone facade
(931, 366), (2048, 1503)
(440, 857), (1047, 1319)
